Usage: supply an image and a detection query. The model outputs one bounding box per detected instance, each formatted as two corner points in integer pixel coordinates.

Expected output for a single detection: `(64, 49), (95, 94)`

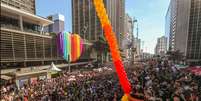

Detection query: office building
(72, 0), (125, 61)
(0, 1), (62, 69)
(122, 14), (133, 60)
(155, 36), (168, 56)
(142, 52), (154, 60)
(1, 0), (36, 14)
(72, 0), (125, 46)
(133, 38), (141, 61)
(46, 14), (65, 33)
(166, 0), (201, 65)
(123, 13), (133, 46)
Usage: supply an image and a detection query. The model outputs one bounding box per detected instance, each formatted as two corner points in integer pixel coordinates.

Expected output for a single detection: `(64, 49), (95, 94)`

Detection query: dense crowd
(1, 60), (201, 101)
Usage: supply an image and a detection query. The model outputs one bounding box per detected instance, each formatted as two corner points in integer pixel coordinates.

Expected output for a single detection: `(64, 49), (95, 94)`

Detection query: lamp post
(68, 54), (70, 73)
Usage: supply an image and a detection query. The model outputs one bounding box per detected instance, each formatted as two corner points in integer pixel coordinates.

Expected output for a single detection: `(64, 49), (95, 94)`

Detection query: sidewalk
(1, 61), (91, 75)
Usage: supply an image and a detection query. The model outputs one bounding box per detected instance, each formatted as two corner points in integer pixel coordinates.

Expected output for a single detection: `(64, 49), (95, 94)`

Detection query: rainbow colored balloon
(56, 32), (84, 62)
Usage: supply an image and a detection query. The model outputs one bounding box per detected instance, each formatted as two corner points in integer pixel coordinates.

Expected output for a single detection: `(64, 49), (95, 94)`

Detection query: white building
(134, 38), (141, 61)
(46, 14), (65, 33)
(155, 36), (167, 56)
(122, 14), (133, 60)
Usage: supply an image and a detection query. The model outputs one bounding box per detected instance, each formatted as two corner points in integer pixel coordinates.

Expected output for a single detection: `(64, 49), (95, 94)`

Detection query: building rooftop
(1, 3), (53, 26)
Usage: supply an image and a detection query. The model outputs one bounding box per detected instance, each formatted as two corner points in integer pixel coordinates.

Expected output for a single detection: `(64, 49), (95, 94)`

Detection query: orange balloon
(93, 0), (131, 94)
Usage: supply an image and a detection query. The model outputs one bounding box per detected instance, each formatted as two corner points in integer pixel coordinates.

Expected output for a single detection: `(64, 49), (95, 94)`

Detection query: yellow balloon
(121, 94), (129, 101)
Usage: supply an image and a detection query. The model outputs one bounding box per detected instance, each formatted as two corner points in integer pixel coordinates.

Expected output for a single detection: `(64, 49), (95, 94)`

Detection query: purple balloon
(57, 32), (64, 56)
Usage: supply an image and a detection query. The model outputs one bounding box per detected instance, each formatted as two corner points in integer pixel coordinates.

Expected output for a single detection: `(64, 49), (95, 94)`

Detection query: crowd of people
(1, 60), (201, 101)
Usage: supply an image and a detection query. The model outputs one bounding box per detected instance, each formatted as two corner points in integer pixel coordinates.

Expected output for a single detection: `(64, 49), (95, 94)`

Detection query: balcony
(1, 3), (53, 26)
(1, 23), (42, 35)
(1, 15), (41, 34)
(1, 3), (53, 36)
(1, 23), (50, 36)
(1, 23), (20, 30)
(23, 28), (40, 34)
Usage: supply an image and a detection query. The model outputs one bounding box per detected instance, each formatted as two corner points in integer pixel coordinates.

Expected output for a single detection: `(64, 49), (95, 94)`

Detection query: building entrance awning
(1, 4), (53, 26)
(15, 70), (47, 77)
(0, 75), (12, 80)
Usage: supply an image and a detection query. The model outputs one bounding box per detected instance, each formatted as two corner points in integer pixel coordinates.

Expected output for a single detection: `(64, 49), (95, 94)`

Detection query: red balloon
(93, 0), (132, 95)
(114, 60), (131, 94)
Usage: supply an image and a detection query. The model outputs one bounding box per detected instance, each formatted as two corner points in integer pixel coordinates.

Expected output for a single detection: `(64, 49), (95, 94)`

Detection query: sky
(36, 0), (170, 54)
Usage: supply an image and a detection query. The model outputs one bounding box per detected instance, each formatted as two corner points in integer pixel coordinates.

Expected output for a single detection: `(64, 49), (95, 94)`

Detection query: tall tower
(1, 0), (36, 14)
(166, 0), (201, 65)
(155, 36), (168, 56)
(46, 14), (65, 33)
(72, 0), (125, 46)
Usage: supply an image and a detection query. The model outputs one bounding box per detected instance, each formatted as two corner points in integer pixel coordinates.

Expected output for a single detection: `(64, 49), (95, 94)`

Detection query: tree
(166, 50), (185, 64)
(50, 32), (57, 36)
(92, 36), (109, 64)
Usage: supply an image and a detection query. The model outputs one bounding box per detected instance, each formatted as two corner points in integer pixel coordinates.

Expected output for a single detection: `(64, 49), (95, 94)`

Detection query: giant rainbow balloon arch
(56, 32), (84, 62)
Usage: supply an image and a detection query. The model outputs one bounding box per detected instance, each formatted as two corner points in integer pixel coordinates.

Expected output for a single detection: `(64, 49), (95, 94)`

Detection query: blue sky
(36, 0), (170, 54)
(126, 0), (170, 53)
(36, 0), (72, 32)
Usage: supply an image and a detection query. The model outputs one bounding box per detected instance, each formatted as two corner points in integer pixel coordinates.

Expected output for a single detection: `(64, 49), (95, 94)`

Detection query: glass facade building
(186, 0), (201, 64)
(165, 7), (171, 50)
(166, 0), (201, 65)
(72, 0), (125, 46)
(72, 0), (125, 61)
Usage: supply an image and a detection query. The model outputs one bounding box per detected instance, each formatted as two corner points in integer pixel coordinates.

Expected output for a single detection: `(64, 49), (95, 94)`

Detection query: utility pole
(68, 32), (71, 73)
(142, 41), (144, 61)
(131, 17), (137, 65)
(136, 23), (139, 40)
(68, 55), (70, 73)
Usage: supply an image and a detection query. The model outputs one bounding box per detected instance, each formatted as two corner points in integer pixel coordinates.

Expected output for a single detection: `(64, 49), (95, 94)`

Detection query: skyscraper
(122, 14), (133, 60)
(166, 0), (201, 65)
(155, 36), (168, 56)
(46, 14), (65, 33)
(124, 14), (133, 43)
(1, 0), (36, 14)
(134, 38), (141, 61)
(72, 0), (125, 46)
